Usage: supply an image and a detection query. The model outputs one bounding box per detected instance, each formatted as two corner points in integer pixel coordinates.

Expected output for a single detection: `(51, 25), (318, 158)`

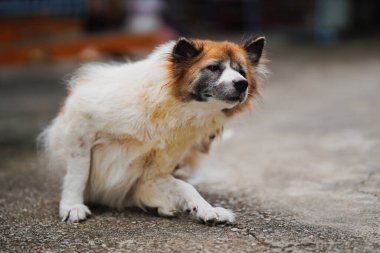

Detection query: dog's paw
(59, 203), (91, 222)
(195, 206), (235, 225)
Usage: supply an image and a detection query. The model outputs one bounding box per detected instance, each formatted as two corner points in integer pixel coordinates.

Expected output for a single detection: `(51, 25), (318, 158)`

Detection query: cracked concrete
(1, 38), (380, 252)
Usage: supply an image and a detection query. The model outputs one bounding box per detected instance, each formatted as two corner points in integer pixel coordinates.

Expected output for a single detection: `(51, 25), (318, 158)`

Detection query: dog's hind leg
(133, 175), (235, 224)
(59, 126), (94, 222)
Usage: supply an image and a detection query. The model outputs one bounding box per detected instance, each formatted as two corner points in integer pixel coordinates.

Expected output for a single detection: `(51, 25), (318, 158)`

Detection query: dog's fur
(39, 37), (267, 224)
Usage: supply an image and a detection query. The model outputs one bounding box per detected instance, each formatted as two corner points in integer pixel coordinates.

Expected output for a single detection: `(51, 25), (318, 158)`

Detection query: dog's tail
(36, 118), (65, 171)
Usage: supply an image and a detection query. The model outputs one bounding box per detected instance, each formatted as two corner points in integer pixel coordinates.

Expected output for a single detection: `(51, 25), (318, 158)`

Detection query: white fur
(218, 62), (246, 85)
(40, 41), (236, 223)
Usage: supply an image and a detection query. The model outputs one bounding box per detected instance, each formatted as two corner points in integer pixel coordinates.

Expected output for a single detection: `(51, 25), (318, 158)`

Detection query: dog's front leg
(59, 133), (93, 222)
(134, 175), (235, 224)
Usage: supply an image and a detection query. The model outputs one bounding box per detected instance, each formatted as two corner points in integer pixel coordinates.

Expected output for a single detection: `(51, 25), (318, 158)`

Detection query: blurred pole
(243, 0), (262, 33)
(314, 0), (351, 43)
(126, 0), (164, 33)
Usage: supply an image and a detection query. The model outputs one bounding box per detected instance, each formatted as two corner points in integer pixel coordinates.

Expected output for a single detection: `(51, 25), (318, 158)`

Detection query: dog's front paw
(195, 206), (235, 225)
(59, 203), (91, 222)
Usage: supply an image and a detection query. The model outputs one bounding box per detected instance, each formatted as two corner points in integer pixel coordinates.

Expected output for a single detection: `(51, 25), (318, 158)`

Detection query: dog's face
(190, 58), (249, 104)
(168, 37), (266, 113)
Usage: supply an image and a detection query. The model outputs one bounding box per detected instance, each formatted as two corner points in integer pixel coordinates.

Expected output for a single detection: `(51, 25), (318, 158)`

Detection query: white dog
(39, 37), (267, 224)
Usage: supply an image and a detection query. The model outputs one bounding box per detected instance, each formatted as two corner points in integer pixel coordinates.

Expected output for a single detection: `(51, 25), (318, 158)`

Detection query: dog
(39, 37), (267, 224)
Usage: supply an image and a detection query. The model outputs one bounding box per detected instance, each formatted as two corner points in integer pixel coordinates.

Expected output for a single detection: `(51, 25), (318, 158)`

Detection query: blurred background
(1, 2), (380, 251)
(0, 0), (379, 150)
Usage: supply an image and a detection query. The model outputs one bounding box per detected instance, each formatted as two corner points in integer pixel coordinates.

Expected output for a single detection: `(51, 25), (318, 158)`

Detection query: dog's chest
(133, 125), (203, 174)
(95, 124), (203, 169)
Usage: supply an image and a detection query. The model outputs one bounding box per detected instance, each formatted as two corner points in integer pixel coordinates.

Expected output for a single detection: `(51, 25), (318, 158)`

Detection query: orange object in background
(0, 31), (170, 65)
(0, 16), (82, 42)
(0, 0), (174, 65)
(0, 16), (173, 65)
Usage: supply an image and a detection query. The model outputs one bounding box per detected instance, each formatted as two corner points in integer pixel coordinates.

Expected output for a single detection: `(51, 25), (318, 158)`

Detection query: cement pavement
(1, 39), (379, 252)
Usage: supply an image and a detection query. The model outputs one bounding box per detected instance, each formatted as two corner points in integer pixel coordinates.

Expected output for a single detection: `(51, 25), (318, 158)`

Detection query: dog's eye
(239, 69), (246, 77)
(207, 64), (220, 72)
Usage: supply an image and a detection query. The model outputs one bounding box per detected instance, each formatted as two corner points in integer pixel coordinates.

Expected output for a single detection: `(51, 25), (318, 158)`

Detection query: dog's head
(168, 37), (266, 115)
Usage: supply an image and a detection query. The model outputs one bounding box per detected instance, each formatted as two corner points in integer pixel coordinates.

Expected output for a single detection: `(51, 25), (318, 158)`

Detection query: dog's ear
(172, 38), (201, 62)
(243, 36), (266, 65)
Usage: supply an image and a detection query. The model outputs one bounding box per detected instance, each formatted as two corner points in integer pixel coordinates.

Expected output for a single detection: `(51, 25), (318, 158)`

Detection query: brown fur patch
(143, 149), (157, 168)
(173, 127), (223, 179)
(97, 132), (143, 147)
(150, 99), (177, 124)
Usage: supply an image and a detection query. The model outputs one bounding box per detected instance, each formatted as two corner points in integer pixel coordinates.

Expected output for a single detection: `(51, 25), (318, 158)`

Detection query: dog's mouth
(224, 95), (242, 102)
(219, 92), (247, 104)
(203, 93), (245, 103)
(190, 91), (247, 106)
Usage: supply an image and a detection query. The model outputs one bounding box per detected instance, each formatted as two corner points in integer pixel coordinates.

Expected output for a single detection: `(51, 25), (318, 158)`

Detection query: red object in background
(0, 17), (82, 42)
(0, 16), (174, 65)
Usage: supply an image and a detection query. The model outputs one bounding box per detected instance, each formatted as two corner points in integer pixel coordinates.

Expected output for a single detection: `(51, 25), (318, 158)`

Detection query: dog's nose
(233, 80), (248, 93)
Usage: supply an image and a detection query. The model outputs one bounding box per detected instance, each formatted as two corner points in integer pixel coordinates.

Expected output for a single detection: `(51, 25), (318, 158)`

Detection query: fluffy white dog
(39, 37), (267, 224)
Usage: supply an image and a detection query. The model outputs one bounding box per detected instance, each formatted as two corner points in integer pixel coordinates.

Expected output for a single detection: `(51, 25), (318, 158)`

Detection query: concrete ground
(0, 38), (379, 252)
